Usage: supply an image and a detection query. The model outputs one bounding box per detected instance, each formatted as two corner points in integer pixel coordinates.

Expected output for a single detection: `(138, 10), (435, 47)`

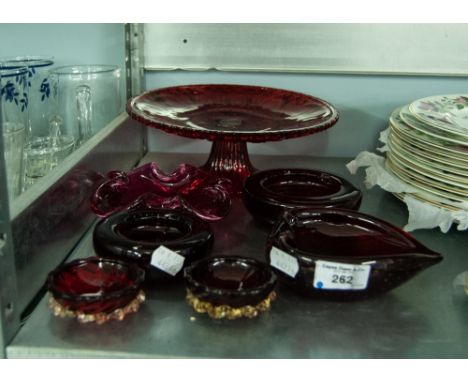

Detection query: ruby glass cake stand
(127, 84), (339, 194)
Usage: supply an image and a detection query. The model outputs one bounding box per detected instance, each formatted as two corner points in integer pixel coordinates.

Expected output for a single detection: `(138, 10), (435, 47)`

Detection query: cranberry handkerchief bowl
(91, 162), (232, 221)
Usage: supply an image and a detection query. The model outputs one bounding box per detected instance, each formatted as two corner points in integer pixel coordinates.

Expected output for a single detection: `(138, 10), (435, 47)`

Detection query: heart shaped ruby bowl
(266, 208), (442, 299)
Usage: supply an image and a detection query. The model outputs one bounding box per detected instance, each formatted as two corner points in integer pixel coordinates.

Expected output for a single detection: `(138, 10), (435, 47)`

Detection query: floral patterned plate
(385, 157), (468, 208)
(409, 94), (468, 136)
(389, 123), (468, 165)
(387, 150), (468, 195)
(388, 139), (468, 188)
(389, 108), (468, 156)
(392, 106), (468, 147)
(388, 131), (468, 178)
(386, 153), (468, 200)
(400, 105), (468, 144)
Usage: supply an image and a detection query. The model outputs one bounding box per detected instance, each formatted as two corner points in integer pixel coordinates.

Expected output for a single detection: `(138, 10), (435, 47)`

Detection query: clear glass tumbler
(49, 65), (121, 147)
(23, 135), (75, 189)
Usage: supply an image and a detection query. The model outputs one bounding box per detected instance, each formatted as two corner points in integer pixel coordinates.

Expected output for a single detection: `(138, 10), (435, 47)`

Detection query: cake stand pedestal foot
(201, 140), (257, 195)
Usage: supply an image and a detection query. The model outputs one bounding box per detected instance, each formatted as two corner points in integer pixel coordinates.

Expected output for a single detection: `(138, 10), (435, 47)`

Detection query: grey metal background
(7, 153), (468, 358)
(125, 24), (145, 100)
(144, 24), (468, 76)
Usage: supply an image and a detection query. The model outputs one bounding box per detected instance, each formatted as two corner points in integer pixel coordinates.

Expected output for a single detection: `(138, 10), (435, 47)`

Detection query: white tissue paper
(346, 128), (468, 232)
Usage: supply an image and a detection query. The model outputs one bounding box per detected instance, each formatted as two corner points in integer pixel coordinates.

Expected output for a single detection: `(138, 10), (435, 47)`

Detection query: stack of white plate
(386, 94), (468, 212)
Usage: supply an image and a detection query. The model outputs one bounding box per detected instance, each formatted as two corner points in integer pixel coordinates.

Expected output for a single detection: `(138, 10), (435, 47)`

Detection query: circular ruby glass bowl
(266, 208), (442, 299)
(93, 209), (213, 282)
(243, 168), (362, 226)
(184, 256), (277, 317)
(47, 257), (145, 315)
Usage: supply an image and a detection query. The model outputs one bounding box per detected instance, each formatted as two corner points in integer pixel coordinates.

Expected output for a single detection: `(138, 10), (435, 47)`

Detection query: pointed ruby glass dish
(243, 168), (362, 226)
(47, 257), (145, 323)
(91, 162), (232, 221)
(266, 208), (442, 299)
(127, 84), (339, 193)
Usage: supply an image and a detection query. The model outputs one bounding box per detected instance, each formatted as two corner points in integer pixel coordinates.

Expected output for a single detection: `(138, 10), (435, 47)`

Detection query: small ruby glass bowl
(93, 209), (213, 282)
(243, 168), (362, 226)
(47, 257), (145, 323)
(184, 256), (277, 319)
(266, 208), (442, 299)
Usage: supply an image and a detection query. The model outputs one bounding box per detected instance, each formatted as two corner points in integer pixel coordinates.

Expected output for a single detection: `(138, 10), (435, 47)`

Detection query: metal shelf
(0, 114), (145, 356)
(7, 153), (468, 358)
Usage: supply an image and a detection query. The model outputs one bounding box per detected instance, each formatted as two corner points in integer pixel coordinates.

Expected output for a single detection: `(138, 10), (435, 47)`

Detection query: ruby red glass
(184, 256), (277, 308)
(93, 209), (214, 282)
(266, 208), (442, 299)
(47, 257), (145, 314)
(91, 162), (233, 221)
(127, 84), (339, 193)
(243, 168), (362, 225)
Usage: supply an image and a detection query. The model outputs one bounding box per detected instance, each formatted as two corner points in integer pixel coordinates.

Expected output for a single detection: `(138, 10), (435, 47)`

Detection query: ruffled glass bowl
(91, 162), (232, 221)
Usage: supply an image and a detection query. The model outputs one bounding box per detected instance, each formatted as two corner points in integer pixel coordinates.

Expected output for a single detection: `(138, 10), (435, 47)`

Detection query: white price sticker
(150, 246), (185, 276)
(313, 260), (371, 290)
(269, 246), (299, 278)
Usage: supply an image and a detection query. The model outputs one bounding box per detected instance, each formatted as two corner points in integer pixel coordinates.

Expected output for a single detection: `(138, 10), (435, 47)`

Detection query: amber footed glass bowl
(243, 168), (362, 226)
(184, 256), (277, 319)
(266, 208), (442, 299)
(47, 257), (145, 324)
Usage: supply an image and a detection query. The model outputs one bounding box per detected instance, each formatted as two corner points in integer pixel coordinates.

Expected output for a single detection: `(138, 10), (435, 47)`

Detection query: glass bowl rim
(0, 55), (54, 69)
(50, 64), (120, 75)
